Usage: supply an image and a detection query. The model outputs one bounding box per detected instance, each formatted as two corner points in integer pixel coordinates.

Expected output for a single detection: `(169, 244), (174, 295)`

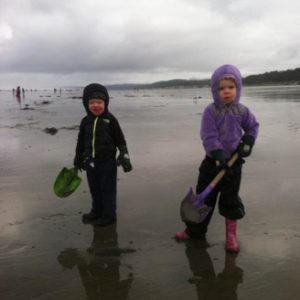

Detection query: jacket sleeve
(110, 115), (127, 148)
(241, 107), (259, 140)
(200, 105), (223, 153)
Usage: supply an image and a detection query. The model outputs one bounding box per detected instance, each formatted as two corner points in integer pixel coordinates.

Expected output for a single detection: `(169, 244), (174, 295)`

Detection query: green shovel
(53, 167), (82, 198)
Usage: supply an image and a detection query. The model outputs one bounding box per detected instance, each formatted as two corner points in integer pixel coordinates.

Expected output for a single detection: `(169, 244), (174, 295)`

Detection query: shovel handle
(209, 153), (239, 189)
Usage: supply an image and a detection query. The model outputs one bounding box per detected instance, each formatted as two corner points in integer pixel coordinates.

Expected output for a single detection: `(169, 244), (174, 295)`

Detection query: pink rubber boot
(225, 219), (240, 253)
(175, 230), (190, 241)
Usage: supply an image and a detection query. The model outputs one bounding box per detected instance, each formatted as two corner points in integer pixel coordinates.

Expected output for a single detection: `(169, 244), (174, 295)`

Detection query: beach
(0, 85), (300, 300)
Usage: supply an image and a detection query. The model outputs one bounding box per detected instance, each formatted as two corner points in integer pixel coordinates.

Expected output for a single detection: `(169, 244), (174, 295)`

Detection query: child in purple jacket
(176, 64), (259, 252)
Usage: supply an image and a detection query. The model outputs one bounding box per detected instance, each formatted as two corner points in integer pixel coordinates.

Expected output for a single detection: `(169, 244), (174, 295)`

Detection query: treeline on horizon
(108, 67), (300, 90)
(243, 67), (300, 85)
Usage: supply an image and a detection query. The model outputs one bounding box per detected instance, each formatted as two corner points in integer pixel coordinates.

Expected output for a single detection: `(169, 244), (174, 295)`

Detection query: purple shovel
(180, 153), (239, 223)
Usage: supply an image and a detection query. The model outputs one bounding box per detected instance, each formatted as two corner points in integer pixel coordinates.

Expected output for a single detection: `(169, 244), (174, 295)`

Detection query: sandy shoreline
(1, 86), (300, 299)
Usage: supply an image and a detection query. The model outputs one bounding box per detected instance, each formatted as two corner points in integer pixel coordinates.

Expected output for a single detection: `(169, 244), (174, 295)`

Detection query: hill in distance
(107, 67), (300, 90)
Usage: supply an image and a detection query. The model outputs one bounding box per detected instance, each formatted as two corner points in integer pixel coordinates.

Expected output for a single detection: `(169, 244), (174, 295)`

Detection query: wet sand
(0, 86), (300, 299)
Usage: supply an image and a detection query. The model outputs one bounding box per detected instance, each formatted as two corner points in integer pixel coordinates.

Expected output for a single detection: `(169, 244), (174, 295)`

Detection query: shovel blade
(180, 187), (212, 224)
(53, 167), (82, 198)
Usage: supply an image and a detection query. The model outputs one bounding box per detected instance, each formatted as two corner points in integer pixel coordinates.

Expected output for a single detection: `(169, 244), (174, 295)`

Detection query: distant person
(176, 64), (259, 252)
(16, 86), (21, 98)
(74, 83), (133, 226)
(22, 88), (25, 97)
(12, 88), (15, 96)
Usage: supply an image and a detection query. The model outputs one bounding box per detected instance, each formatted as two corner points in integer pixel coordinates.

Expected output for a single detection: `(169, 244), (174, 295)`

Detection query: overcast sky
(0, 0), (299, 88)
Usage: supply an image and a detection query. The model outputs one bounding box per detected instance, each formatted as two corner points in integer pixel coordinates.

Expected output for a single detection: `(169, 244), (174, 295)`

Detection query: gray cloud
(0, 0), (299, 88)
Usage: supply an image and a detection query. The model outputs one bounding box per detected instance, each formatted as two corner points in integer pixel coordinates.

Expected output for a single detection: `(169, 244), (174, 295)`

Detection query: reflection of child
(57, 225), (133, 299)
(185, 241), (243, 298)
(74, 83), (132, 226)
(176, 65), (259, 252)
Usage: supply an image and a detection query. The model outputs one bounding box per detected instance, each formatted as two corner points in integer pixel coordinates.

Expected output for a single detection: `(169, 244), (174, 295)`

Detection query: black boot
(94, 217), (116, 227)
(82, 211), (100, 224)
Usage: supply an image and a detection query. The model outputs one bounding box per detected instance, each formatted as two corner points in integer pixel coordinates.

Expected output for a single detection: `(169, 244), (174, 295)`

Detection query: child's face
(88, 99), (105, 116)
(218, 79), (237, 104)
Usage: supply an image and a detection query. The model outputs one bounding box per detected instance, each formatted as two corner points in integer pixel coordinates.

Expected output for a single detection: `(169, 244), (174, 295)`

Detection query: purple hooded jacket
(201, 64), (259, 159)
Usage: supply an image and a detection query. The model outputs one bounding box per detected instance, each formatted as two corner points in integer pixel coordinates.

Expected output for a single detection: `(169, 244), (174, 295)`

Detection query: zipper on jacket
(92, 117), (98, 158)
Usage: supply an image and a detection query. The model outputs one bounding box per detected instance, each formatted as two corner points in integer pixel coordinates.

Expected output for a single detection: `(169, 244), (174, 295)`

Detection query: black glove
(73, 154), (86, 172)
(117, 145), (132, 173)
(237, 135), (255, 157)
(211, 150), (234, 181)
(211, 150), (228, 171)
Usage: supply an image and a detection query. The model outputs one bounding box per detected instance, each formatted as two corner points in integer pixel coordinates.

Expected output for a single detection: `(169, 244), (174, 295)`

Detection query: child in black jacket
(74, 83), (132, 226)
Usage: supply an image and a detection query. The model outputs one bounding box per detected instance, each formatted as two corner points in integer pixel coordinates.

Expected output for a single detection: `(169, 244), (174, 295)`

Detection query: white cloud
(0, 0), (299, 88)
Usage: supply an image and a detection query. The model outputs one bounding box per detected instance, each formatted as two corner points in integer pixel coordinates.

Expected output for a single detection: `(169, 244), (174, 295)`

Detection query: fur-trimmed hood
(211, 64), (242, 105)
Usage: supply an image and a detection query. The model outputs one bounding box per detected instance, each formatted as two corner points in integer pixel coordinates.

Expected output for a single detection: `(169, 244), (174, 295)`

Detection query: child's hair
(219, 75), (236, 82)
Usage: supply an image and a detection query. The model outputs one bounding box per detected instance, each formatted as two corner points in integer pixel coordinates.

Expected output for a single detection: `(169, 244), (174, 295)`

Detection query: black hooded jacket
(74, 84), (126, 162)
